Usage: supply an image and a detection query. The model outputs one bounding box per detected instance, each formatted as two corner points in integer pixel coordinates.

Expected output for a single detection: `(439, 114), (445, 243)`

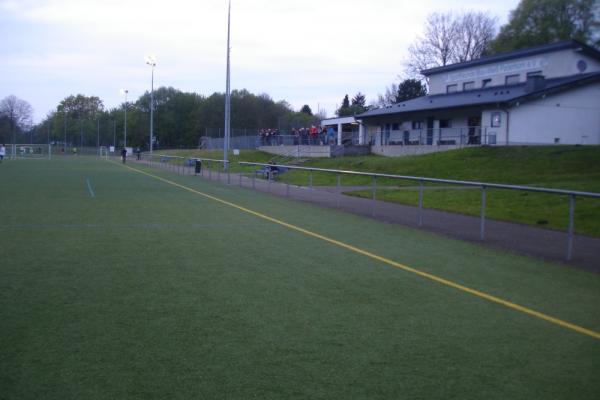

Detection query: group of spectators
(258, 128), (282, 145)
(259, 126), (337, 146)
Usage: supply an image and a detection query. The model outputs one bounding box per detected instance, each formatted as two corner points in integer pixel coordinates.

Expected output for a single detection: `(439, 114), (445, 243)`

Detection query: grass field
(1, 156), (599, 399)
(163, 146), (600, 236)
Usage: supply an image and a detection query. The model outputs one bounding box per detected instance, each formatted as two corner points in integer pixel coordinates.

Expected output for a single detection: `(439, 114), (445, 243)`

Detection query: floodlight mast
(223, 0), (231, 170)
(63, 112), (67, 149)
(121, 89), (129, 148)
(145, 56), (156, 155)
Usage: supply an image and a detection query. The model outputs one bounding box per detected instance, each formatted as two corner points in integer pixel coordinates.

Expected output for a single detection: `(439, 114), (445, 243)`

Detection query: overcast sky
(0, 0), (518, 123)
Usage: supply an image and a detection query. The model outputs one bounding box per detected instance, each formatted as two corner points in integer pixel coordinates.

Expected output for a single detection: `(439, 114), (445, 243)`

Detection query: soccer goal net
(11, 144), (52, 160)
(99, 146), (109, 159)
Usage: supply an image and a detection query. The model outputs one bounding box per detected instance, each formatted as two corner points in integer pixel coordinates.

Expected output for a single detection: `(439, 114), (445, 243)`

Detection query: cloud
(0, 0), (517, 121)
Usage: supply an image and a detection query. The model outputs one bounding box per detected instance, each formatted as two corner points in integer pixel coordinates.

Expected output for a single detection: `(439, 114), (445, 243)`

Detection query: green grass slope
(165, 146), (600, 236)
(330, 146), (600, 236)
(169, 146), (600, 236)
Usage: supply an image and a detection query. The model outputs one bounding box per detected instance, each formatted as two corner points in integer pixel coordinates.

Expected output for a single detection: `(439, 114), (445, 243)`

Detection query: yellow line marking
(117, 161), (600, 341)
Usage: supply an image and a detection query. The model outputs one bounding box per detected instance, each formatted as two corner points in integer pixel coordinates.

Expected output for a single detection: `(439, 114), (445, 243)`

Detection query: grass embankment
(162, 146), (600, 236)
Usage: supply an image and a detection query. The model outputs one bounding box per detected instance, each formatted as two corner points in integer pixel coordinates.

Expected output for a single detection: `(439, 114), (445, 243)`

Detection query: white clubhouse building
(357, 40), (600, 154)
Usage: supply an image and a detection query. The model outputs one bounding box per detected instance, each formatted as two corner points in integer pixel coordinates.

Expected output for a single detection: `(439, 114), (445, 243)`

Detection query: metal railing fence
(369, 127), (495, 146)
(123, 153), (598, 263)
(238, 162), (600, 261)
(140, 154), (233, 183)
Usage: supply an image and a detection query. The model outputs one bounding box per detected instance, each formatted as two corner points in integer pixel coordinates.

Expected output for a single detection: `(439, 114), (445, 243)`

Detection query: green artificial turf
(1, 156), (599, 399)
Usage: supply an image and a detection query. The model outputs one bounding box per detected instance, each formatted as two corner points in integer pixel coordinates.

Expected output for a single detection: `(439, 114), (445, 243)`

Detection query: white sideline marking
(86, 178), (96, 198)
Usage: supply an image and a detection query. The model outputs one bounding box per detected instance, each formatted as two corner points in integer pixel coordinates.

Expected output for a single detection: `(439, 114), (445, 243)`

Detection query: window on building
(463, 81), (475, 91)
(491, 112), (501, 127)
(505, 74), (520, 85)
(527, 71), (543, 77)
(482, 78), (492, 88)
(446, 84), (458, 93)
(412, 121), (423, 130)
(440, 119), (452, 128)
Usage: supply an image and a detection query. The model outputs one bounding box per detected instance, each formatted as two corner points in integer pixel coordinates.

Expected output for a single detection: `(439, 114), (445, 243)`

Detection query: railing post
(371, 175), (376, 217)
(336, 172), (341, 209)
(268, 169), (272, 192)
(566, 194), (575, 261)
(418, 179), (424, 227)
(309, 170), (313, 190)
(480, 185), (486, 240)
(239, 169), (242, 186)
(227, 162), (231, 184)
(209, 162), (212, 180)
(252, 169), (256, 189)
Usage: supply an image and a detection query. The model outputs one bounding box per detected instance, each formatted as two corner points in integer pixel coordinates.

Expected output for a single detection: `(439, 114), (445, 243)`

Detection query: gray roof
(357, 72), (600, 119)
(421, 40), (600, 76)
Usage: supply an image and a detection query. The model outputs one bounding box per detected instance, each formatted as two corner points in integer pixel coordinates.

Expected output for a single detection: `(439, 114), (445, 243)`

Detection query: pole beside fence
(567, 194), (575, 261)
(480, 185), (487, 240)
(418, 180), (424, 227)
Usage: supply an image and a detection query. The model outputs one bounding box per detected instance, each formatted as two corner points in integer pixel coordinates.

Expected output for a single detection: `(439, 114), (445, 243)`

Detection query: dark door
(426, 118), (434, 145)
(468, 116), (481, 144)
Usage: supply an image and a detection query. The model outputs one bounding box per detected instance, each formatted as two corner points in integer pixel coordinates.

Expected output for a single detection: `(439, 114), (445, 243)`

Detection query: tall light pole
(63, 112), (67, 150)
(145, 55), (156, 154)
(97, 118), (100, 154)
(223, 0), (232, 170)
(120, 89), (128, 148)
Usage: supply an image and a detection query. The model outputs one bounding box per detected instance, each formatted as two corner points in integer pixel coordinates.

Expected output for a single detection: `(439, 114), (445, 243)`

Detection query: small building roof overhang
(420, 39), (600, 77)
(357, 72), (600, 121)
(321, 116), (359, 126)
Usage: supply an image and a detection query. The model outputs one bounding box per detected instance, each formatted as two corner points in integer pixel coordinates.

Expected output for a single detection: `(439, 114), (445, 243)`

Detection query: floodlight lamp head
(145, 55), (157, 66)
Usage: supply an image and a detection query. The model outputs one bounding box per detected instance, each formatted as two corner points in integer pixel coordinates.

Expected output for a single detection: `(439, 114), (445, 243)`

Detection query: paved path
(138, 160), (600, 272)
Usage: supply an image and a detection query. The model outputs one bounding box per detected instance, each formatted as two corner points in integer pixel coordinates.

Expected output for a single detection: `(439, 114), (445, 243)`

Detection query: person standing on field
(0, 144), (6, 163)
(121, 147), (127, 163)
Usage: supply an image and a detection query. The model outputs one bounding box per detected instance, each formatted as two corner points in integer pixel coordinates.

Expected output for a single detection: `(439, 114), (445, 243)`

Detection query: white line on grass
(86, 178), (96, 198)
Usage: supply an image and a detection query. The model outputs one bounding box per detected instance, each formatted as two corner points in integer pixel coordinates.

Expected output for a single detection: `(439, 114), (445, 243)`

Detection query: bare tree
(0, 95), (34, 144)
(376, 83), (400, 107)
(452, 12), (498, 62)
(406, 11), (497, 77)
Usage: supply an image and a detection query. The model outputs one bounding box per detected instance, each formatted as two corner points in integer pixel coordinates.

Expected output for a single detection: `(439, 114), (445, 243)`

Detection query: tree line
(0, 88), (321, 149)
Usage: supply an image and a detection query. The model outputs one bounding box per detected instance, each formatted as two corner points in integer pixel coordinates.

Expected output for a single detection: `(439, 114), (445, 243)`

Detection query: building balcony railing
(369, 126), (496, 146)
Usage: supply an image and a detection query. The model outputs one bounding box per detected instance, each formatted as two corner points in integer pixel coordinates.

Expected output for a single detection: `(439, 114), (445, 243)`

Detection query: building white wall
(482, 109), (509, 145)
(258, 145), (331, 158)
(371, 144), (467, 157)
(428, 49), (600, 95)
(507, 83), (600, 145)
